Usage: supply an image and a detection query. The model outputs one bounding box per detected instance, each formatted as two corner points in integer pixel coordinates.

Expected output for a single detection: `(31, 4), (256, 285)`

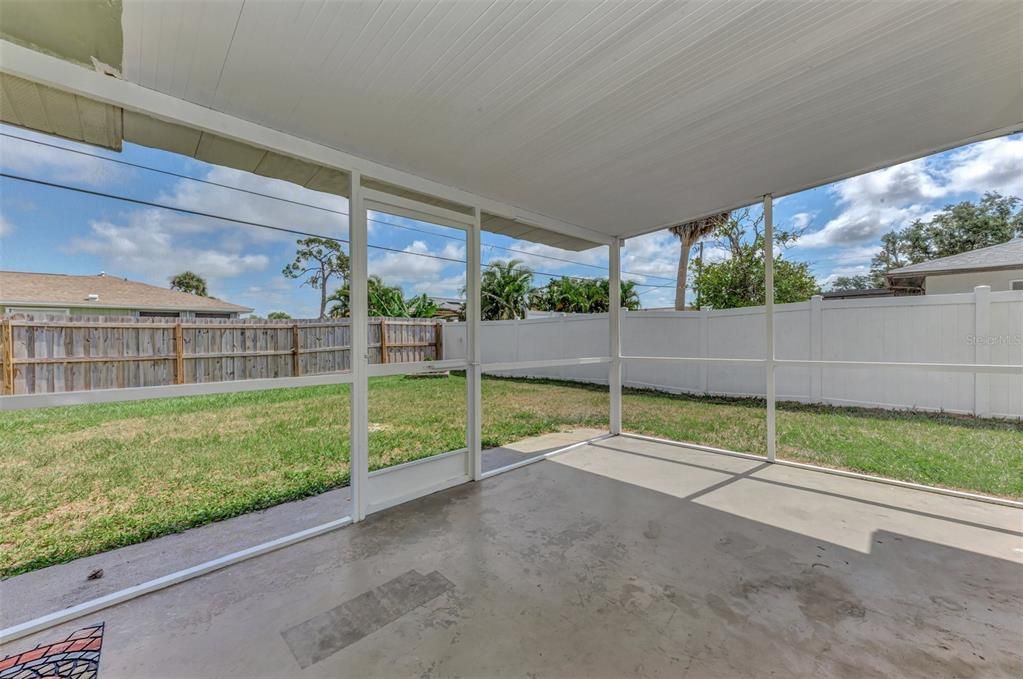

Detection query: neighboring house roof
(0, 271), (253, 314)
(429, 297), (464, 319)
(822, 288), (895, 300)
(887, 238), (1023, 278)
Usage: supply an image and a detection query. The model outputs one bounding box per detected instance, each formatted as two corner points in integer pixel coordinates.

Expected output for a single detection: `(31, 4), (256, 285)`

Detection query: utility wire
(0, 171), (671, 288)
(0, 132), (348, 217)
(0, 172), (348, 242)
(2, 132), (679, 282)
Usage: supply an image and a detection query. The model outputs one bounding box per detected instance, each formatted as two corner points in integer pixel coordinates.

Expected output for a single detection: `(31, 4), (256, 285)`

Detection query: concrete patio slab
(3, 435), (1021, 677)
(0, 429), (603, 629)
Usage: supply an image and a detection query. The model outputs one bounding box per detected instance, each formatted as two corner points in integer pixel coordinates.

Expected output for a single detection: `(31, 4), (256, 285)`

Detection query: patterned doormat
(0, 624), (104, 678)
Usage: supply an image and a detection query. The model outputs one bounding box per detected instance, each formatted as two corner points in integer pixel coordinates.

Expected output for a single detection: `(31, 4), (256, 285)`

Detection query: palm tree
(169, 271), (209, 297)
(327, 276), (438, 318)
(479, 259), (534, 320)
(669, 211), (730, 310)
(619, 280), (641, 310)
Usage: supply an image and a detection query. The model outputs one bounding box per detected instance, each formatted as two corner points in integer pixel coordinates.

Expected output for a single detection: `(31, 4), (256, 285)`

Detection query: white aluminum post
(764, 194), (777, 462)
(809, 294), (823, 403)
(974, 285), (991, 418)
(349, 171), (370, 520)
(609, 237), (623, 435)
(467, 207), (483, 480)
(698, 307), (709, 394)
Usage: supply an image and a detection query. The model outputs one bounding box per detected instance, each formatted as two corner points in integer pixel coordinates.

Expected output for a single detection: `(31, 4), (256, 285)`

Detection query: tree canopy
(327, 276), (438, 319)
(691, 208), (820, 309)
(669, 212), (730, 310)
(169, 271), (208, 297)
(530, 277), (640, 314)
(867, 192), (1022, 287)
(479, 259), (534, 320)
(282, 237), (350, 319)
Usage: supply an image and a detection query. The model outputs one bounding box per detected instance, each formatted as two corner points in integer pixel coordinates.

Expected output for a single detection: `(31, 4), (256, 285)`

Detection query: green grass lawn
(1, 375), (1020, 576)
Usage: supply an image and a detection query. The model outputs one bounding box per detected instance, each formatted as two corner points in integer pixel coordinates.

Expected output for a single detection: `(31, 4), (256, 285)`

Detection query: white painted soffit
(0, 72), (121, 150)
(124, 111), (353, 198)
(117, 0), (1022, 240)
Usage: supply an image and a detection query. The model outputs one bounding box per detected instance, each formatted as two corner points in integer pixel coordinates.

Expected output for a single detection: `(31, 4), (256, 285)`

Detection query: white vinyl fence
(443, 287), (1023, 419)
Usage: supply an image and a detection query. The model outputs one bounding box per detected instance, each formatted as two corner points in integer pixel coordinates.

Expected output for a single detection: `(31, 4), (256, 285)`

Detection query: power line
(371, 213), (677, 283)
(0, 171), (671, 288)
(0, 132), (348, 217)
(0, 172), (350, 242)
(2, 132), (679, 283)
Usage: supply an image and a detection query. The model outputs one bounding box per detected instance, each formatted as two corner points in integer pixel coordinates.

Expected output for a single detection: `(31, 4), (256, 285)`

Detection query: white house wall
(926, 269), (1023, 294)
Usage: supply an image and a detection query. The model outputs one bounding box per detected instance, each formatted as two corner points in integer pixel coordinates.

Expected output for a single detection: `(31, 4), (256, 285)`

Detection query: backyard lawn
(2, 374), (1020, 576)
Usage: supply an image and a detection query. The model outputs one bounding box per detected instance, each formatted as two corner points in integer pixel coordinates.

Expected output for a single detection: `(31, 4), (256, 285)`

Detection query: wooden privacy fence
(0, 315), (444, 395)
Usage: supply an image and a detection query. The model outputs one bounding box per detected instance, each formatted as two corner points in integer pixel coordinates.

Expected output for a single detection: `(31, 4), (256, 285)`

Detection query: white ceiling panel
(117, 0), (1023, 239)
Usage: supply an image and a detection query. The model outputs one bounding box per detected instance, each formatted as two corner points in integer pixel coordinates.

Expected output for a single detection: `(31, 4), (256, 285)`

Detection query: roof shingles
(0, 271), (252, 313)
(887, 238), (1023, 277)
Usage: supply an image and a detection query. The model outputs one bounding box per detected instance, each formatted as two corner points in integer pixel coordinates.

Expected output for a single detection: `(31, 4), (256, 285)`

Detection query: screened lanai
(1, 2), (1021, 677)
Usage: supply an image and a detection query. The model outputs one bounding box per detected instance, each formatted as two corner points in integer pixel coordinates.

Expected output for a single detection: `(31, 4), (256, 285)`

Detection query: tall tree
(169, 271), (208, 297)
(691, 208), (820, 309)
(282, 237), (350, 319)
(870, 192), (1023, 284)
(669, 212), (730, 310)
(267, 311), (291, 320)
(477, 259), (534, 321)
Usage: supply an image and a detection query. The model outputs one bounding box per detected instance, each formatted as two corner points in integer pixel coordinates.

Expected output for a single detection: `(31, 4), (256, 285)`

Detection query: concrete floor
(0, 429), (604, 628)
(4, 435), (1021, 678)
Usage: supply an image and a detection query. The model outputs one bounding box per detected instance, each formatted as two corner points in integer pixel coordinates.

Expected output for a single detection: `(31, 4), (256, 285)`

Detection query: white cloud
(798, 159), (942, 248)
(621, 231), (678, 284)
(831, 244), (881, 266)
(368, 240), (464, 296)
(161, 166), (350, 243)
(65, 209), (269, 283)
(797, 135), (1023, 249)
(0, 132), (124, 187)
(790, 212), (814, 230)
(412, 274), (466, 298)
(943, 136), (1023, 197)
(0, 215), (13, 237)
(493, 240), (606, 274)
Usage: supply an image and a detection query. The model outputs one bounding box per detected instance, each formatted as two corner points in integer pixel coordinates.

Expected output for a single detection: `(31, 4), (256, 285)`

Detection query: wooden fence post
(434, 321), (443, 361)
(291, 323), (302, 376)
(173, 323), (185, 384)
(379, 319), (388, 364)
(2, 318), (14, 395)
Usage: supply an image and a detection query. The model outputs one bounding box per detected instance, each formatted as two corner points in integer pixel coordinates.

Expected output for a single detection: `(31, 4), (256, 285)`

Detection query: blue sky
(1, 124), (1020, 316)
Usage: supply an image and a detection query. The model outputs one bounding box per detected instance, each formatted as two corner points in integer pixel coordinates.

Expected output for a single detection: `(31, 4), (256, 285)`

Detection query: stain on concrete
(714, 531), (760, 558)
(733, 568), (867, 626)
(281, 569), (454, 669)
(705, 593), (745, 625)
